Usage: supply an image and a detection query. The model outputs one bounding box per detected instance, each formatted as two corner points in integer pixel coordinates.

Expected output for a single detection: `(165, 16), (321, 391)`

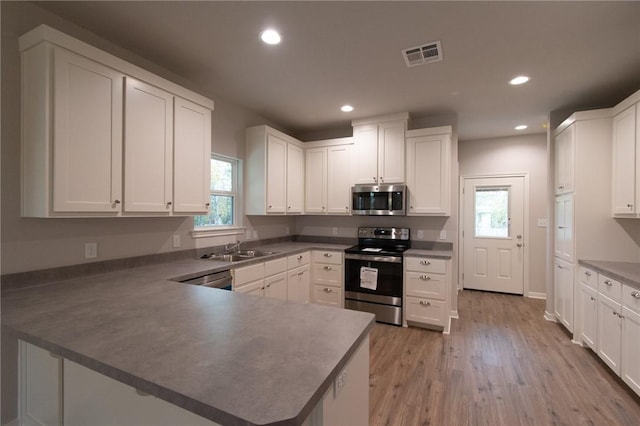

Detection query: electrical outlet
(334, 369), (347, 396)
(332, 227), (338, 236)
(172, 234), (181, 248)
(285, 226), (290, 235)
(417, 230), (424, 239)
(439, 230), (447, 240)
(85, 242), (97, 259)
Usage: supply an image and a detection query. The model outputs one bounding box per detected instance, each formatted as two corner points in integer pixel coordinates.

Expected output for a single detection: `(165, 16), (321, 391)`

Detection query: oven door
(344, 253), (403, 306)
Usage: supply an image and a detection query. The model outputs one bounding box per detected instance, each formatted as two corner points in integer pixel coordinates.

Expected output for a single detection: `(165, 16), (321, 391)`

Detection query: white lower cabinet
(622, 285), (640, 395)
(19, 341), (62, 426)
(403, 256), (451, 333)
(265, 272), (288, 300)
(311, 250), (344, 308)
(598, 292), (622, 374)
(579, 283), (598, 350)
(554, 257), (574, 332)
(288, 265), (311, 303)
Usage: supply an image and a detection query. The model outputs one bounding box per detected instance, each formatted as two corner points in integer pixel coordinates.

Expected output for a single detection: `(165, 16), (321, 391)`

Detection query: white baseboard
(527, 291), (546, 299)
(543, 311), (557, 322)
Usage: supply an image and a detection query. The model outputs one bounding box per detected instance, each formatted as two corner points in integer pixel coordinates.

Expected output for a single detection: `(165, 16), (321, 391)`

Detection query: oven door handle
(344, 253), (402, 263)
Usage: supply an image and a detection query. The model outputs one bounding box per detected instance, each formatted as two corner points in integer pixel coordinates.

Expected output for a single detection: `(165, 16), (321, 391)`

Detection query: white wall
(458, 133), (548, 296)
(0, 1), (293, 275)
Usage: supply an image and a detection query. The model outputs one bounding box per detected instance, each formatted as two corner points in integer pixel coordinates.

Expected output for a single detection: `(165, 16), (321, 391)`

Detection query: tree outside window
(194, 155), (238, 227)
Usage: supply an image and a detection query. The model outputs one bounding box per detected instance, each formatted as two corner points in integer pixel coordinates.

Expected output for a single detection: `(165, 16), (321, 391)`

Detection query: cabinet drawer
(599, 274), (622, 302)
(580, 267), (597, 289)
(312, 285), (342, 308)
(264, 257), (287, 276)
(234, 279), (264, 295)
(311, 250), (343, 265)
(623, 284), (640, 314)
(288, 252), (310, 269)
(312, 263), (343, 287)
(405, 272), (446, 300)
(232, 263), (264, 286)
(405, 297), (446, 327)
(405, 257), (447, 274)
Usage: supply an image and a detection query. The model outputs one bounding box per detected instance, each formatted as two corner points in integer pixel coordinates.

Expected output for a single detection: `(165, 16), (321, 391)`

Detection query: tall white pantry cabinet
(552, 109), (638, 340)
(20, 25), (214, 218)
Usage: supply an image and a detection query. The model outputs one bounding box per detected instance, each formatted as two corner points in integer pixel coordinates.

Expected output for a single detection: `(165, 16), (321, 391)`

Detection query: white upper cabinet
(554, 193), (574, 263)
(304, 144), (351, 215)
(19, 25), (214, 218)
(554, 124), (575, 194)
(245, 125), (302, 215)
(286, 143), (304, 214)
(24, 45), (124, 216)
(173, 97), (211, 214)
(612, 104), (638, 216)
(351, 113), (408, 184)
(406, 127), (451, 216)
(124, 78), (173, 213)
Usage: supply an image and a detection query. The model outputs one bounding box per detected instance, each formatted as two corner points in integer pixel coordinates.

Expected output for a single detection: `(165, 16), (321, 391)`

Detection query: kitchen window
(193, 154), (243, 236)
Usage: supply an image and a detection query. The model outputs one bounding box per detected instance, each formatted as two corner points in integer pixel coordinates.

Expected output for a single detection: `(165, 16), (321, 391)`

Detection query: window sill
(191, 226), (245, 239)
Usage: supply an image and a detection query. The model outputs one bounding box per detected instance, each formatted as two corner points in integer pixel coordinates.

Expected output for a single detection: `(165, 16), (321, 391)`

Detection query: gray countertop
(1, 242), (373, 426)
(404, 248), (453, 259)
(579, 260), (640, 291)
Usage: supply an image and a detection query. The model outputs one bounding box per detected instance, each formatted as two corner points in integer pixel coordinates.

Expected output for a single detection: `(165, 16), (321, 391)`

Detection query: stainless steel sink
(205, 250), (277, 262)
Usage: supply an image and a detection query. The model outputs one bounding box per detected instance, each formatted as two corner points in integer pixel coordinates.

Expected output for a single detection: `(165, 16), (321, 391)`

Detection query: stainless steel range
(344, 227), (410, 326)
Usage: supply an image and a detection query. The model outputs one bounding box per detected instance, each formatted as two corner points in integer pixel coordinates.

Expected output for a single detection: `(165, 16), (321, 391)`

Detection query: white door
(462, 176), (525, 294)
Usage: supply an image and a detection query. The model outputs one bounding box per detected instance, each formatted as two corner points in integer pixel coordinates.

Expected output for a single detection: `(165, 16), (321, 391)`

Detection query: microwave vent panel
(402, 41), (443, 68)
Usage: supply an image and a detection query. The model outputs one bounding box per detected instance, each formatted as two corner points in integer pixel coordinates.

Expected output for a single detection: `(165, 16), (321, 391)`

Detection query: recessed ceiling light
(260, 29), (281, 45)
(509, 75), (530, 85)
(515, 125), (528, 130)
(341, 105), (354, 112)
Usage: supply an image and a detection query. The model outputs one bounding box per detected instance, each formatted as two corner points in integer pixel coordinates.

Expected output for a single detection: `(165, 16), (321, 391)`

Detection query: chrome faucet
(224, 241), (244, 253)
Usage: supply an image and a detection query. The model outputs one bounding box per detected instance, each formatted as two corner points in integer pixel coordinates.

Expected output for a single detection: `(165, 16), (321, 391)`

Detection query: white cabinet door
(554, 257), (574, 332)
(52, 47), (123, 213)
(612, 104), (637, 215)
(64, 359), (217, 426)
(327, 145), (352, 214)
(406, 133), (451, 216)
(173, 97), (211, 214)
(554, 194), (574, 262)
(351, 125), (379, 184)
(622, 305), (640, 395)
(286, 143), (304, 214)
(266, 134), (287, 213)
(305, 147), (327, 214)
(288, 266), (310, 303)
(378, 120), (405, 184)
(554, 124), (575, 194)
(20, 341), (62, 426)
(580, 284), (598, 349)
(598, 294), (622, 374)
(124, 77), (173, 213)
(265, 272), (288, 300)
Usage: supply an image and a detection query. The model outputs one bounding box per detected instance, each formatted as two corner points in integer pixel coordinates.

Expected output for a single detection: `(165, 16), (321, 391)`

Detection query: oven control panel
(357, 227), (410, 240)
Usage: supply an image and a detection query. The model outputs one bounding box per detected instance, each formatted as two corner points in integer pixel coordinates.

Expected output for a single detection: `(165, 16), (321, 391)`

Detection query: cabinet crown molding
(19, 24), (214, 110)
(351, 112), (410, 127)
(406, 126), (452, 138)
(554, 108), (612, 135)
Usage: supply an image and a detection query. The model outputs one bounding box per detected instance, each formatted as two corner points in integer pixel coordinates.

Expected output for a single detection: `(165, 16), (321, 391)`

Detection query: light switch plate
(537, 218), (548, 227)
(417, 230), (424, 239)
(439, 230), (447, 240)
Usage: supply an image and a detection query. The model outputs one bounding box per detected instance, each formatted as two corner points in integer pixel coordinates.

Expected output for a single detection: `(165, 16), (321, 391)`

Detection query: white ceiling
(35, 1), (640, 141)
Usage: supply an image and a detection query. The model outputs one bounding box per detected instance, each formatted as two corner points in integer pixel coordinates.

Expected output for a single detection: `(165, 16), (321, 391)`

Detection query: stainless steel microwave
(351, 184), (406, 216)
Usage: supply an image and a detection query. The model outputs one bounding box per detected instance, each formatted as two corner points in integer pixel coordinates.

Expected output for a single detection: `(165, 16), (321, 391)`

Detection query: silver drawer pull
(631, 291), (640, 299)
(323, 253), (332, 257)
(419, 275), (431, 281)
(420, 260), (431, 266)
(323, 266), (332, 271)
(584, 271), (591, 277)
(323, 288), (333, 293)
(297, 255), (303, 260)
(419, 300), (431, 306)
(604, 279), (613, 286)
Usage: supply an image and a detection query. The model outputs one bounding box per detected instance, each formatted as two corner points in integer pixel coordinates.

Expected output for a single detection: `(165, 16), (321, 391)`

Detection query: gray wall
(458, 133), (548, 296)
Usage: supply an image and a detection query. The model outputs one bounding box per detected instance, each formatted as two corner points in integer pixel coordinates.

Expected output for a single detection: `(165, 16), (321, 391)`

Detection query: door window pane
(475, 187), (509, 237)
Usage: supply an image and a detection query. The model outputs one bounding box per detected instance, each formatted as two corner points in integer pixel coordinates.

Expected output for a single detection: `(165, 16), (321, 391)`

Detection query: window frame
(191, 154), (244, 238)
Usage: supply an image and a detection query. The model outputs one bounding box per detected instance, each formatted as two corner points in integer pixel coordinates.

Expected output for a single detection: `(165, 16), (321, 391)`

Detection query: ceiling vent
(402, 41), (443, 68)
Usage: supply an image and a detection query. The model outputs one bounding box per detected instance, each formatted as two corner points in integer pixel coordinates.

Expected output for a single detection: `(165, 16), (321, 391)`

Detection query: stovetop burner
(345, 226), (411, 256)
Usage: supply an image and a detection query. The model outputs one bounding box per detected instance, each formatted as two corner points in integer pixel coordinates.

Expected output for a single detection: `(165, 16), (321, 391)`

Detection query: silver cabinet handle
(585, 271), (592, 277)
(517, 243), (523, 247)
(420, 260), (431, 266)
(419, 275), (431, 281)
(323, 266), (332, 271)
(379, 176), (384, 182)
(419, 300), (431, 306)
(266, 283), (271, 288)
(631, 291), (640, 299)
(298, 271), (304, 276)
(166, 201), (172, 208)
(558, 226), (565, 229)
(604, 279), (613, 286)
(373, 177), (377, 182)
(268, 205), (272, 209)
(324, 253), (332, 257)
(297, 255), (303, 260)
(628, 204), (634, 209)
(323, 288), (333, 293)
(113, 199), (121, 204)
(590, 296), (595, 301)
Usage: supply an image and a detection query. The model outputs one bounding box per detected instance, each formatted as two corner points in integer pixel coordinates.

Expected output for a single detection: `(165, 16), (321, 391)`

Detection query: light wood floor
(369, 290), (640, 426)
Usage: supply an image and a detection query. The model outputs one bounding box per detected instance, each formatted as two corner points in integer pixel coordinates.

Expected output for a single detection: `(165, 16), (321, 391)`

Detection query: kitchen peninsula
(2, 252), (374, 426)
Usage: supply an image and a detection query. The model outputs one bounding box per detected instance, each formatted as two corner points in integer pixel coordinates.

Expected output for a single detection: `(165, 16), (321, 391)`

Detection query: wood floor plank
(369, 290), (640, 426)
